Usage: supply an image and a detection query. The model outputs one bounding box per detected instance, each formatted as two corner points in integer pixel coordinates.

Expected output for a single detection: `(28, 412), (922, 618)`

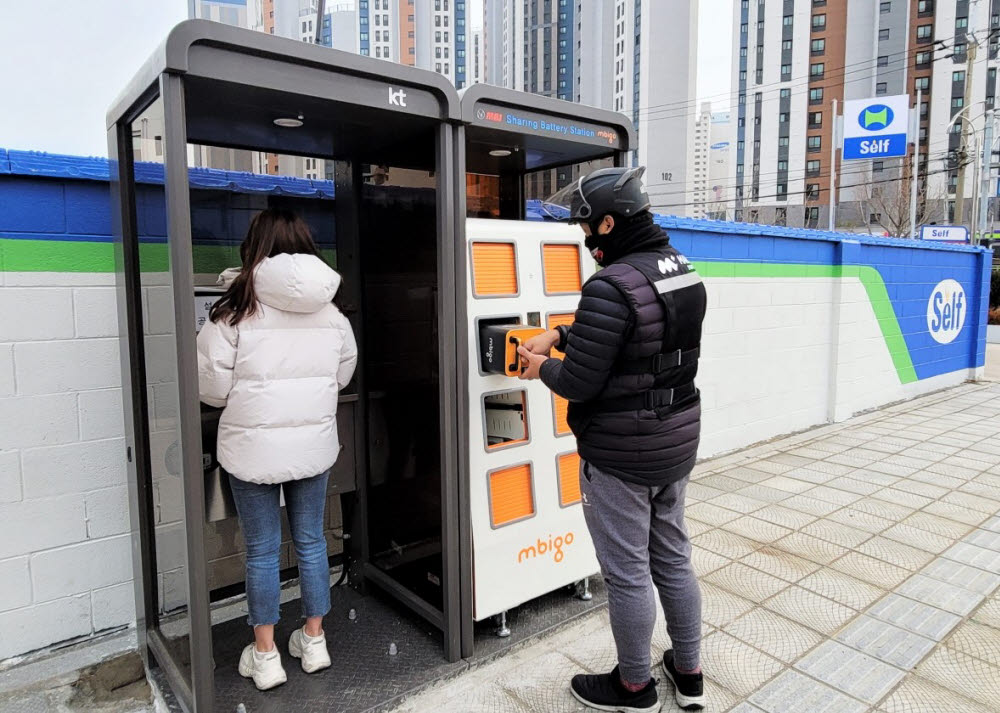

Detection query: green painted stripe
(692, 260), (918, 385)
(0, 240), (915, 384)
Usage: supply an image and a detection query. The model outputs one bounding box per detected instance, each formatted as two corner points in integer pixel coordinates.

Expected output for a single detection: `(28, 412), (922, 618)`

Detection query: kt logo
(389, 87), (407, 107)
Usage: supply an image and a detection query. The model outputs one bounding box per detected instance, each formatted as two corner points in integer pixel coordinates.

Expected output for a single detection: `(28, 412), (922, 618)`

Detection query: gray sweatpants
(580, 460), (702, 684)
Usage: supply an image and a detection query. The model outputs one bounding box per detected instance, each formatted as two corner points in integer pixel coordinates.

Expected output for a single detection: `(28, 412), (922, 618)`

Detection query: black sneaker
(662, 650), (704, 710)
(569, 664), (660, 713)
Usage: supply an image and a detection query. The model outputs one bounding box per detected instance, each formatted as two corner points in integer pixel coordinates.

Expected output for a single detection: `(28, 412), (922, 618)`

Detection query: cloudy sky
(0, 0), (733, 158)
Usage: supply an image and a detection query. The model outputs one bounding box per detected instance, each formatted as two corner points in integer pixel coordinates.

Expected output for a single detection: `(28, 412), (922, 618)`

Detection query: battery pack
(479, 324), (545, 376)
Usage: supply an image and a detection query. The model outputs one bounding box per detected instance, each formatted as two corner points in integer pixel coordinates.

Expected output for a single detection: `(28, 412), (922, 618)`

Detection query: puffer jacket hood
(217, 253), (341, 314)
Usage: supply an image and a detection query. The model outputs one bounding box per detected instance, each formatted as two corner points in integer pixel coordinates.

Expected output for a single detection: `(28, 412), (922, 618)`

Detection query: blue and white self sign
(842, 94), (910, 161)
(920, 225), (970, 243)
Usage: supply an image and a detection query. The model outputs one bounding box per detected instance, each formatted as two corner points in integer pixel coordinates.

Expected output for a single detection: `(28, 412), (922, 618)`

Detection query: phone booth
(454, 85), (636, 656)
(108, 21), (464, 713)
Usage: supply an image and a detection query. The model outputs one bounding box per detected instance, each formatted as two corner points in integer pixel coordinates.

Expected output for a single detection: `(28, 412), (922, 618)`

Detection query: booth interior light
(489, 149), (513, 157)
(274, 115), (305, 128)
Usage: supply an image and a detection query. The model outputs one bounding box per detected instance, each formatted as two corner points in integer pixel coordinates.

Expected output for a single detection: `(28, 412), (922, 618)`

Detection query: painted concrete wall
(0, 151), (990, 661)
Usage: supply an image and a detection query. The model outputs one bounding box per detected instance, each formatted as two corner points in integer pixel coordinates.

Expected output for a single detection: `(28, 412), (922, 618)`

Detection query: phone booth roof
(458, 83), (636, 175)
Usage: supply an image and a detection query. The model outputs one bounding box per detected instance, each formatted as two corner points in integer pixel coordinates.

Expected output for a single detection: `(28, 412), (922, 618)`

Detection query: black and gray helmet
(545, 166), (651, 224)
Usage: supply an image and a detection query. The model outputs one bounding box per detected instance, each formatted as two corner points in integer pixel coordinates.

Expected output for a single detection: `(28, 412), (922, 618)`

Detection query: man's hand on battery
(523, 329), (560, 356)
(517, 346), (547, 381)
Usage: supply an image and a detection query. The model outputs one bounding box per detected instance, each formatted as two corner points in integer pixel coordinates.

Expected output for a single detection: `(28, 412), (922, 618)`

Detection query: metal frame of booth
(109, 21), (638, 713)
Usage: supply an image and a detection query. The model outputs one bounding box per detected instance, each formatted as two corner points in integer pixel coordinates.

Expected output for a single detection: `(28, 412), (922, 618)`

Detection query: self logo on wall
(927, 279), (967, 345)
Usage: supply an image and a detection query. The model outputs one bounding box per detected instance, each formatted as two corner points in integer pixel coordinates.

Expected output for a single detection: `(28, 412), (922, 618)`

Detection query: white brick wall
(0, 276), (139, 661)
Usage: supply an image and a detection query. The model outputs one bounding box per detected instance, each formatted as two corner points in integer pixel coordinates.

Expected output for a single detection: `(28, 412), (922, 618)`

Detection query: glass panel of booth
(128, 96), (194, 680)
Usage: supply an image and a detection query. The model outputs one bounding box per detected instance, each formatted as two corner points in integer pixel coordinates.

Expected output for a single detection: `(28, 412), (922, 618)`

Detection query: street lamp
(945, 106), (986, 240)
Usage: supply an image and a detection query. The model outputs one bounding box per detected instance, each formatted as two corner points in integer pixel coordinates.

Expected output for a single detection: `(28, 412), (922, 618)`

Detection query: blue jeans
(228, 472), (332, 627)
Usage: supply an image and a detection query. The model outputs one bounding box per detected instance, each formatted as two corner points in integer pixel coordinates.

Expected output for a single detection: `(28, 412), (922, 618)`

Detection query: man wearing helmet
(519, 167), (707, 712)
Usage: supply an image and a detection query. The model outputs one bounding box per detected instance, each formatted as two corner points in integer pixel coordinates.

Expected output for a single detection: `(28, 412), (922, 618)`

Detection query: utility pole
(979, 110), (995, 244)
(911, 88), (921, 239)
(955, 38), (977, 227)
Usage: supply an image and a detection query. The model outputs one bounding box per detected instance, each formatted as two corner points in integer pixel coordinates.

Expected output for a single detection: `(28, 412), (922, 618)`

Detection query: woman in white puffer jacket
(197, 208), (357, 691)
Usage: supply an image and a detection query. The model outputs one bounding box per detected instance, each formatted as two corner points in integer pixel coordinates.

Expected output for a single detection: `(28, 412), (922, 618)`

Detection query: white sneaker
(288, 627), (332, 673)
(238, 643), (287, 691)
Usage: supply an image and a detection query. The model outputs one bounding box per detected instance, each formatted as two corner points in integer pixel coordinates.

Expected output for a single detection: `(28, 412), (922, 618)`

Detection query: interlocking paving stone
(902, 512), (974, 540)
(782, 468), (835, 485)
(710, 493), (770, 515)
(737, 485), (795, 504)
(779, 494), (843, 517)
(686, 482), (727, 502)
(827, 508), (893, 535)
(727, 703), (767, 713)
(850, 498), (914, 523)
(943, 542), (1000, 574)
(867, 594), (961, 641)
(775, 533), (849, 566)
(706, 562), (790, 604)
(852, 468), (906, 487)
(723, 608), (824, 664)
(720, 516), (793, 544)
(794, 640), (905, 704)
(920, 558), (1000, 597)
(917, 646), (1000, 709)
(691, 546), (732, 577)
(749, 670), (868, 713)
(686, 501), (743, 526)
(763, 586), (857, 635)
(834, 615), (936, 669)
(740, 548), (822, 583)
(804, 485), (864, 507)
(896, 573), (984, 616)
(801, 519), (873, 549)
(909, 470), (966, 490)
(800, 460), (855, 476)
(700, 582), (757, 629)
(685, 518), (713, 538)
(877, 674), (998, 713)
(759, 476), (814, 494)
(880, 524), (953, 555)
(700, 632), (785, 697)
(924, 500), (992, 527)
(972, 597), (1000, 629)
(940, 491), (999, 515)
(692, 529), (763, 560)
(720, 466), (777, 484)
(829, 552), (912, 589)
(857, 537), (935, 572)
(965, 528), (1000, 552)
(872, 487), (934, 510)
(798, 570), (886, 611)
(752, 504), (818, 530)
(945, 619), (1000, 668)
(698, 474), (754, 492)
(751, 460), (799, 475)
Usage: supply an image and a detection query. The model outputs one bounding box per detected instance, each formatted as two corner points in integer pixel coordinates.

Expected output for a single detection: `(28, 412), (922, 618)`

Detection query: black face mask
(583, 213), (669, 267)
(584, 226), (612, 266)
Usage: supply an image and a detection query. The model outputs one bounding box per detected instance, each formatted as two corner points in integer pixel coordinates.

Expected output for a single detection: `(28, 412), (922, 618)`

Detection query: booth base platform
(175, 581), (607, 713)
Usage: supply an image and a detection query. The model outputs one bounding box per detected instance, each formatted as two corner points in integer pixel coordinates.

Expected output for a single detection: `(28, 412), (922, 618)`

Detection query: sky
(0, 0), (733, 158)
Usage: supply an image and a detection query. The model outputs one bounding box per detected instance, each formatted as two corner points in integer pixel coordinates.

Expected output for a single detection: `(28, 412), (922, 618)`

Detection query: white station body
(465, 217), (601, 621)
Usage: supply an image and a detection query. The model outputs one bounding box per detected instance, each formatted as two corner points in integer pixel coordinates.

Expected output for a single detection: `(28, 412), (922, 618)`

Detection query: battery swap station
(109, 22), (635, 712)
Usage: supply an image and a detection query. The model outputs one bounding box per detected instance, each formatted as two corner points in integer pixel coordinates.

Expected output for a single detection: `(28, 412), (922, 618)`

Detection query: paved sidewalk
(395, 381), (1000, 713)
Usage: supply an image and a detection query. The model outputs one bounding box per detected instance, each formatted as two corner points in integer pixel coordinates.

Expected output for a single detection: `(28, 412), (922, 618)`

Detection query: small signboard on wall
(919, 225), (970, 244)
(194, 290), (224, 333)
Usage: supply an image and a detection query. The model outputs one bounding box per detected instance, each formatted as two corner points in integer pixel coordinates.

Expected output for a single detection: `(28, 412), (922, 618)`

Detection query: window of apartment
(808, 136), (823, 152)
(783, 15), (793, 26)
(915, 77), (930, 91)
(778, 160), (788, 171)
(920, 126), (928, 141)
(921, 101), (929, 117)
(806, 207), (820, 222)
(880, 1), (891, 12)
(917, 24), (932, 40)
(952, 97), (965, 109)
(740, 47), (748, 57)
(870, 212), (883, 224)
(873, 161), (885, 172)
(953, 71), (966, 83)
(810, 87), (824, 103)
(780, 112), (789, 123)
(781, 64), (792, 77)
(740, 70), (747, 81)
(777, 184), (788, 199)
(739, 94), (747, 105)
(783, 40), (793, 50)
(879, 28), (890, 40)
(737, 164), (745, 175)
(810, 62), (825, 77)
(876, 82), (888, 94)
(956, 16), (969, 30)
(435, 47), (441, 58)
(435, 31), (441, 41)
(809, 111), (823, 126)
(741, 23), (748, 33)
(807, 183), (820, 199)
(812, 14), (826, 30)
(738, 140), (745, 152)
(779, 137), (790, 147)
(916, 51), (931, 66)
(918, 0), (933, 13)
(376, 46), (382, 57)
(877, 55), (889, 67)
(812, 38), (826, 53)
(954, 43), (967, 56)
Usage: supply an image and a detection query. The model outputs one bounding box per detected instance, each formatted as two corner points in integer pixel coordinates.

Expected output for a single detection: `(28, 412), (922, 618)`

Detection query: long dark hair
(209, 208), (325, 326)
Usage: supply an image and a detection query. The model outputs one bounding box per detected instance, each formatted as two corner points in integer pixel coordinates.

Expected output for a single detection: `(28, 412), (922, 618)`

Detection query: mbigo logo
(926, 279), (966, 345)
(518, 532), (575, 564)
